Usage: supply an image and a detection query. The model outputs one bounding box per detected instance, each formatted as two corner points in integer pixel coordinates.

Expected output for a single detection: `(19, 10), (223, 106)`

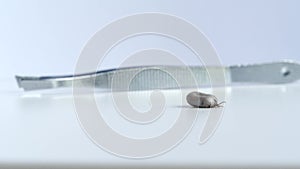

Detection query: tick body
(186, 91), (225, 108)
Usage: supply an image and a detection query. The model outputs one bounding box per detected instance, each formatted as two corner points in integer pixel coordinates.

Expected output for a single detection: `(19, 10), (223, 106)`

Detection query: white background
(0, 0), (299, 79)
(0, 1), (300, 167)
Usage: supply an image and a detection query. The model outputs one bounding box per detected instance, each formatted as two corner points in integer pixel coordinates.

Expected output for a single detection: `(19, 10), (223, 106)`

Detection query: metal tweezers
(15, 61), (300, 91)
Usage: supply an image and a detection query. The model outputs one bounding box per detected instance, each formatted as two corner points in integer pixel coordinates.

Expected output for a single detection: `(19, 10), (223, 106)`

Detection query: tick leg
(216, 101), (226, 107)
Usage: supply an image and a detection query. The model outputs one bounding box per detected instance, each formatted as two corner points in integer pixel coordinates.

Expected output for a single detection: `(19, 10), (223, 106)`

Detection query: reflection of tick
(186, 91), (225, 108)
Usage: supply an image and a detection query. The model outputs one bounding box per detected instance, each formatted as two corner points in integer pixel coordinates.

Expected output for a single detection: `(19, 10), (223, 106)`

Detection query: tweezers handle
(16, 61), (300, 91)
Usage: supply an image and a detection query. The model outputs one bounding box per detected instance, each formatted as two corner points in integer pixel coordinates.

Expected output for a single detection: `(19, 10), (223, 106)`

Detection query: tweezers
(15, 61), (300, 91)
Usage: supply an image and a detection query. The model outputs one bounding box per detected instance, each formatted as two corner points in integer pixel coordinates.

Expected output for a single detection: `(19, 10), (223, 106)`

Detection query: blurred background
(0, 0), (299, 78)
(0, 1), (300, 167)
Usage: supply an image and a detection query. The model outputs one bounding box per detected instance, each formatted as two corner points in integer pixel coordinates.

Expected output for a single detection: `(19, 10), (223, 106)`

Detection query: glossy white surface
(0, 77), (300, 168)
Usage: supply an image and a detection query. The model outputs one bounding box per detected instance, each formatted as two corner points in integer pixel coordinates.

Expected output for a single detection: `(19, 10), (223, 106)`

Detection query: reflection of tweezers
(16, 61), (300, 91)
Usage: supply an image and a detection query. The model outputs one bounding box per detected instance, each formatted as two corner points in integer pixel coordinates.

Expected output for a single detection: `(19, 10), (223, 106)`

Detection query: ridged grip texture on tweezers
(16, 66), (229, 91)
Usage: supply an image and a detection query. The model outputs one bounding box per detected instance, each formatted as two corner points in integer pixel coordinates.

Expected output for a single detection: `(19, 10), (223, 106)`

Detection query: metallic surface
(15, 61), (300, 91)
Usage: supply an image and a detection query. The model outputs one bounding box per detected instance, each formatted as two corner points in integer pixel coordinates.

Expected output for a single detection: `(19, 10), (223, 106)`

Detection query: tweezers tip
(15, 75), (23, 88)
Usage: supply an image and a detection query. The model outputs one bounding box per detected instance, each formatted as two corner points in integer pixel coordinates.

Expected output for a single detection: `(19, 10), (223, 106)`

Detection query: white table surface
(0, 77), (299, 169)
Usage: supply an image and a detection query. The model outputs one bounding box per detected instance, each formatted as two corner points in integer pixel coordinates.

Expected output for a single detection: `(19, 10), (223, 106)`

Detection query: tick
(186, 91), (225, 108)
